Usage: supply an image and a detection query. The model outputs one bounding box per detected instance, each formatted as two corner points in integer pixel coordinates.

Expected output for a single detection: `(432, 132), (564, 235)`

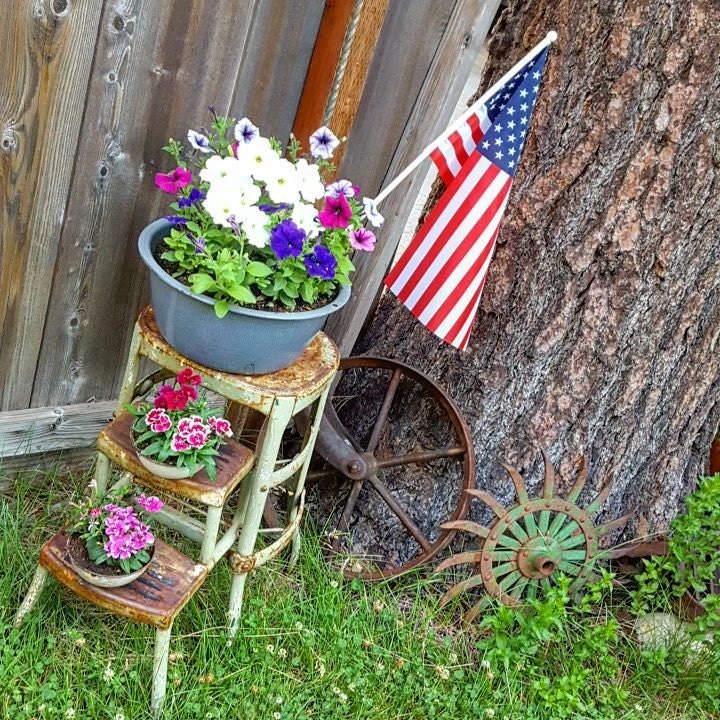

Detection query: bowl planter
(138, 219), (351, 375)
(66, 532), (154, 588)
(136, 451), (196, 480)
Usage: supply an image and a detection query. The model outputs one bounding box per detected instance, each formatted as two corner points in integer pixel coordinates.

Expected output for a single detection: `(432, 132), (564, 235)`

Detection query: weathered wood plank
(31, 0), (266, 408)
(0, 400), (115, 457)
(325, 0), (502, 354)
(0, 0), (105, 411)
(229, 0), (326, 142)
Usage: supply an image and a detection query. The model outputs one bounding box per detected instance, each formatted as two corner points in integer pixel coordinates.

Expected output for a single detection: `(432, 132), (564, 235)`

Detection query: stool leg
(117, 323), (143, 408)
(151, 624), (172, 719)
(93, 453), (113, 499)
(228, 399), (294, 636)
(14, 565), (50, 627)
(288, 384), (333, 567)
(199, 506), (223, 565)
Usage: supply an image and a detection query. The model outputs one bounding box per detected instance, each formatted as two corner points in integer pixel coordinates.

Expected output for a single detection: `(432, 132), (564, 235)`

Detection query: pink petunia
(154, 167), (192, 194)
(318, 195), (353, 229)
(171, 434), (191, 452)
(349, 227), (376, 252)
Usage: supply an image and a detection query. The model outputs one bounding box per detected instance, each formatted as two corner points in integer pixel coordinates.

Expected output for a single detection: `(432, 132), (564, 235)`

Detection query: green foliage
(2, 475), (718, 720)
(632, 474), (720, 626)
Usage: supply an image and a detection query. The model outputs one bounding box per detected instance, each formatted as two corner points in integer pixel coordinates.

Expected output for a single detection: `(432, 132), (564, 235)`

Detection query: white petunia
(234, 117), (259, 144)
(291, 202), (321, 239)
(199, 155), (251, 186)
(235, 137), (281, 183)
(187, 129), (213, 154)
(264, 158), (301, 205)
(309, 126), (340, 159)
(362, 196), (385, 227)
(295, 158), (325, 202)
(237, 206), (271, 247)
(203, 186), (253, 228)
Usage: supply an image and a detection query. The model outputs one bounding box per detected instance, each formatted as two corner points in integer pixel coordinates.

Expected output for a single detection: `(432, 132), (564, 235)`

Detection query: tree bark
(354, 0), (720, 543)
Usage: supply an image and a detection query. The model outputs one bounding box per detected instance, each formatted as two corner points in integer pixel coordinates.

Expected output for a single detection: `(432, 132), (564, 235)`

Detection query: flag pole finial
(547, 30), (558, 43)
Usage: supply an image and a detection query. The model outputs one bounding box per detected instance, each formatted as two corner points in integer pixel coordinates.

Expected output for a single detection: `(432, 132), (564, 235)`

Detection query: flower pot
(66, 533), (154, 588)
(138, 219), (351, 374)
(136, 452), (196, 480)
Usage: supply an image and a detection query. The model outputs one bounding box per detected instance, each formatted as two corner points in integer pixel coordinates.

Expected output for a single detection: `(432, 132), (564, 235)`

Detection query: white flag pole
(370, 30), (557, 209)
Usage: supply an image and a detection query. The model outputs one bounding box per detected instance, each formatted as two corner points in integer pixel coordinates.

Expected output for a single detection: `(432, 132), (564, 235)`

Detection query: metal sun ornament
(436, 450), (632, 623)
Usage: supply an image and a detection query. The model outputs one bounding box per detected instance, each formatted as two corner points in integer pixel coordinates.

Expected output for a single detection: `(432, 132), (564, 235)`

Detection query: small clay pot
(136, 452), (195, 480)
(66, 533), (154, 588)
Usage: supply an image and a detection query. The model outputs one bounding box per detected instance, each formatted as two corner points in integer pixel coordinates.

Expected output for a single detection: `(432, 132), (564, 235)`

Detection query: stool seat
(137, 306), (340, 412)
(40, 529), (207, 629)
(97, 411), (255, 507)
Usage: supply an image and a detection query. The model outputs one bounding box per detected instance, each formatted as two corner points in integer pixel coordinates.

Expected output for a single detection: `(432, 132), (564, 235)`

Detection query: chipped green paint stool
(15, 305), (339, 716)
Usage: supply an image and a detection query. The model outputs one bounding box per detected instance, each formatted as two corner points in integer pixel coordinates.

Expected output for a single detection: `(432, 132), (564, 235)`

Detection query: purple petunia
(164, 215), (187, 226)
(259, 202), (291, 215)
(270, 219), (306, 260)
(178, 188), (205, 208)
(304, 245), (337, 280)
(326, 179), (359, 199)
(155, 167), (192, 194)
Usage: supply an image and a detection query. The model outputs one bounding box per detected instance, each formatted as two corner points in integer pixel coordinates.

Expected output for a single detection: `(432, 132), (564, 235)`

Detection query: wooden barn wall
(0, 0), (492, 466)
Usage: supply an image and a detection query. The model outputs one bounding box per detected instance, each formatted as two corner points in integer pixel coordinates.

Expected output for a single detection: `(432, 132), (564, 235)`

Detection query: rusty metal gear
(436, 450), (631, 622)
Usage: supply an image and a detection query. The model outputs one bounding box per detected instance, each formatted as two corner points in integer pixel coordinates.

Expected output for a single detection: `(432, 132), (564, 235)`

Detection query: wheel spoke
(559, 534), (587, 550)
(562, 549), (589, 562)
(375, 446), (466, 468)
(538, 510), (551, 534)
(525, 582), (538, 601)
(492, 561), (517, 579)
(555, 520), (581, 542)
(495, 533), (522, 550)
(507, 520), (529, 542)
(365, 368), (403, 453)
(523, 512), (539, 537)
(367, 475), (432, 553)
(547, 511), (569, 537)
(489, 549), (516, 561)
(332, 478), (365, 551)
(509, 577), (530, 600)
(557, 560), (583, 576)
(499, 570), (522, 592)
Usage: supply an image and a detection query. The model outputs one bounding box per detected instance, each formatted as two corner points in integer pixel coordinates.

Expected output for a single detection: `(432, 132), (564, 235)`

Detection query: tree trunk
(353, 0), (720, 545)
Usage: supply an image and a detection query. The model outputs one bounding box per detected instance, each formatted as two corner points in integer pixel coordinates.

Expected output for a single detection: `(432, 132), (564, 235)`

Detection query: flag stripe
(398, 166), (507, 312)
(386, 153), (494, 295)
(423, 185), (511, 331)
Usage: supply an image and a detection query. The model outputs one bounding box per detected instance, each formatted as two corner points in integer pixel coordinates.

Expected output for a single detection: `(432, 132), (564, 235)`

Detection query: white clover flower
(295, 158), (325, 202)
(309, 126), (340, 159)
(362, 196), (384, 227)
(199, 155), (251, 186)
(234, 117), (259, 144)
(103, 664), (115, 682)
(188, 129), (213, 154)
(237, 206), (271, 248)
(291, 202), (321, 239)
(65, 710), (76, 720)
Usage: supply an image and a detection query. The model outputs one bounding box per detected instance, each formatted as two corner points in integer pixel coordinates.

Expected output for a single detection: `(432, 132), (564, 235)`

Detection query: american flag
(384, 47), (549, 350)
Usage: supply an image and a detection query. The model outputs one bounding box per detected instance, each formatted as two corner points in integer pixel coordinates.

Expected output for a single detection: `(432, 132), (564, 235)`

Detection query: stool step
(40, 529), (207, 629)
(98, 412), (255, 507)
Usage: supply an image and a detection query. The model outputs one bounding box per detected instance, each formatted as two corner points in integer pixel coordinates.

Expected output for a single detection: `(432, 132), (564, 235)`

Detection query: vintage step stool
(15, 305), (339, 716)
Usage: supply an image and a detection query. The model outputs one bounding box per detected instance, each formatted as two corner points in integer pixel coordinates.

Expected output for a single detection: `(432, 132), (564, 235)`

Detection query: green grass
(1, 469), (718, 720)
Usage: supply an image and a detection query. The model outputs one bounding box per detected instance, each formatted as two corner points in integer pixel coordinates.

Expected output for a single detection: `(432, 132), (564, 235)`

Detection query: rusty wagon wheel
(310, 356), (475, 581)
